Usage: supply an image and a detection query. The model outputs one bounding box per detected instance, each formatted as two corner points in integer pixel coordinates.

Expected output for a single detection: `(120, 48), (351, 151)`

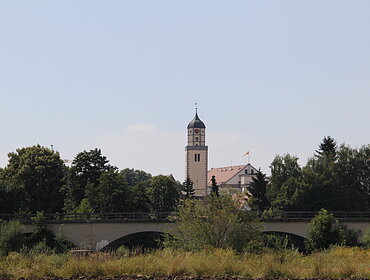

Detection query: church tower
(185, 109), (208, 196)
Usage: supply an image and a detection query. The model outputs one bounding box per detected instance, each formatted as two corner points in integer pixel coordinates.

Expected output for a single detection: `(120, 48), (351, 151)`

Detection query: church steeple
(187, 110), (206, 147)
(185, 109), (208, 196)
(187, 110), (206, 129)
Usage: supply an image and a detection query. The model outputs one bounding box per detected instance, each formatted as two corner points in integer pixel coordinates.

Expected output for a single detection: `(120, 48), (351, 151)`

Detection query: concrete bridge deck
(2, 211), (369, 250)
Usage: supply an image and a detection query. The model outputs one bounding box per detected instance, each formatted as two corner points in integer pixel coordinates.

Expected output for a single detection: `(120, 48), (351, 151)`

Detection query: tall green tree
(247, 169), (271, 211)
(120, 168), (151, 187)
(302, 138), (365, 211)
(268, 154), (308, 211)
(126, 181), (152, 212)
(181, 177), (195, 199)
(149, 175), (179, 212)
(332, 144), (370, 210)
(1, 145), (66, 213)
(63, 148), (114, 212)
(85, 170), (128, 213)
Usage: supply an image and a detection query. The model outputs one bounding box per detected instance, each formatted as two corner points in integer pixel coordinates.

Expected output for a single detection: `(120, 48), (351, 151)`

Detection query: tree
(119, 168), (152, 212)
(333, 144), (370, 210)
(85, 170), (128, 213)
(316, 136), (337, 159)
(247, 169), (271, 211)
(168, 195), (262, 252)
(63, 148), (114, 212)
(306, 209), (345, 250)
(303, 141), (369, 211)
(120, 168), (151, 187)
(149, 175), (179, 212)
(126, 181), (152, 212)
(181, 177), (195, 199)
(1, 145), (66, 213)
(268, 154), (307, 211)
(211, 175), (220, 197)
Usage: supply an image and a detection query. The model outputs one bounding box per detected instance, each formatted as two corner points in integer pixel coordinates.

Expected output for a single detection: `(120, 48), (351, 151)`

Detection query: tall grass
(0, 247), (369, 279)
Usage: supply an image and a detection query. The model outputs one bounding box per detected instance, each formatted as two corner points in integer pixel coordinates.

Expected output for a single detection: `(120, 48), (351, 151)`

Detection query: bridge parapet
(0, 212), (173, 224)
(1, 211), (369, 224)
(262, 211), (370, 222)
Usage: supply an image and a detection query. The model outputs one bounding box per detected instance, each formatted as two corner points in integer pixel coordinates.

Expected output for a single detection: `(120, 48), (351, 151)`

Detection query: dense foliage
(0, 220), (24, 255)
(265, 138), (369, 211)
(167, 195), (262, 252)
(0, 146), (180, 215)
(306, 209), (345, 250)
(0, 136), (368, 216)
(0, 213), (73, 255)
(0, 145), (65, 213)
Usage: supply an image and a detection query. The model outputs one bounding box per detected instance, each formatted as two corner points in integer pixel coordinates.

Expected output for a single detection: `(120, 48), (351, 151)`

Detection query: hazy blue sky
(0, 1), (369, 180)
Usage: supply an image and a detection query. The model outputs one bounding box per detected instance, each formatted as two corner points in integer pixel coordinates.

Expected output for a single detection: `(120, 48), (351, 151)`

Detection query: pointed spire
(187, 105), (206, 129)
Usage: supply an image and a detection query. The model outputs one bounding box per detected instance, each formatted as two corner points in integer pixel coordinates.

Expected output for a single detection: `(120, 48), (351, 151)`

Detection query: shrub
(362, 227), (370, 248)
(166, 195), (262, 252)
(306, 209), (345, 250)
(0, 220), (24, 255)
(116, 246), (130, 257)
(26, 212), (73, 254)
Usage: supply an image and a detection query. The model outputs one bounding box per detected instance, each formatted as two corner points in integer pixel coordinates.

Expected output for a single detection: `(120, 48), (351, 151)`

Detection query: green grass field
(0, 247), (369, 279)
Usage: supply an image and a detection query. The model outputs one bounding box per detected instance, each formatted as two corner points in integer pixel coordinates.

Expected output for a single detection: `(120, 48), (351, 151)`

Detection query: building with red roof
(207, 163), (259, 194)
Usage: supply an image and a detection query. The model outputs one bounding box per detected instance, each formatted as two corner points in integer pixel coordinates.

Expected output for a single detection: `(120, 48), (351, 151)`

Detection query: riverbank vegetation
(0, 247), (369, 279)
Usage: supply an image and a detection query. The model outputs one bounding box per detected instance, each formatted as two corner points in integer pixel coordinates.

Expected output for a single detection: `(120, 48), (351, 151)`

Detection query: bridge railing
(261, 211), (370, 221)
(1, 211), (369, 223)
(0, 212), (174, 223)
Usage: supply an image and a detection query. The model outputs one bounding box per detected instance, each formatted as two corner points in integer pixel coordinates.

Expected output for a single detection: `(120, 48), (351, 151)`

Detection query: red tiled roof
(207, 165), (247, 186)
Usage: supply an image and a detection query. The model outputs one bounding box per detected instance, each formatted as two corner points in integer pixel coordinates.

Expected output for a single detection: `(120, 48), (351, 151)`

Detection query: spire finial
(195, 102), (198, 113)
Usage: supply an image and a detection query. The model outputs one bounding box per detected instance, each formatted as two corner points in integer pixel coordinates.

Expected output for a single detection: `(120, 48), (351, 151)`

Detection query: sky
(0, 1), (369, 181)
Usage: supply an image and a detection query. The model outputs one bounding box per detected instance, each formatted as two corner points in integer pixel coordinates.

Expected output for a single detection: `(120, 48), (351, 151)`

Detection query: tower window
(194, 154), (201, 162)
(195, 137), (199, 141)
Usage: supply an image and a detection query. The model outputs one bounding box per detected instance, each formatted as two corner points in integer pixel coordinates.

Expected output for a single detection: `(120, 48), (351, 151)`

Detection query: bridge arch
(102, 231), (168, 251)
(262, 231), (307, 252)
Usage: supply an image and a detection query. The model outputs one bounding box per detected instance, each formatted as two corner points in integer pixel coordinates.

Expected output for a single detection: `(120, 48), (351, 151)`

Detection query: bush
(166, 195), (262, 252)
(0, 220), (24, 255)
(26, 212), (74, 254)
(362, 227), (370, 248)
(306, 209), (345, 250)
(116, 246), (130, 257)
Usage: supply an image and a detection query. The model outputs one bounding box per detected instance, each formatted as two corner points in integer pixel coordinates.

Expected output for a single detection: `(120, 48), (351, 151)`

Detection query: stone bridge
(3, 212), (369, 250)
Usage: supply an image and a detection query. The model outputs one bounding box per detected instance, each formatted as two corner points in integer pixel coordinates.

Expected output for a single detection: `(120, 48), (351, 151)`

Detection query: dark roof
(187, 112), (206, 129)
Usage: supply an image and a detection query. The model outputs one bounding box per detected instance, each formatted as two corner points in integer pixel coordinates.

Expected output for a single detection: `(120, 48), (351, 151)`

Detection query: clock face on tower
(194, 128), (200, 134)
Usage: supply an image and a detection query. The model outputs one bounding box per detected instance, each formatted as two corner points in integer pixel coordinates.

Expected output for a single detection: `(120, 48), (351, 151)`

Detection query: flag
(242, 151), (249, 157)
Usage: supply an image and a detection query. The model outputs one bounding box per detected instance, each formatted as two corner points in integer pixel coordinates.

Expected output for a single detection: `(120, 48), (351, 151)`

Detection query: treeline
(249, 137), (370, 212)
(0, 146), (179, 214)
(0, 136), (369, 215)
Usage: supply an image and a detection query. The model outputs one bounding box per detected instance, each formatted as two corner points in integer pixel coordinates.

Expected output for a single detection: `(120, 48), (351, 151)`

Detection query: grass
(0, 247), (369, 279)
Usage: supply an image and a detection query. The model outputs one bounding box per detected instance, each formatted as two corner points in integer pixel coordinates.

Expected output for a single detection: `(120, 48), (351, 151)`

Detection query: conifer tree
(247, 169), (271, 211)
(316, 136), (337, 159)
(211, 175), (220, 197)
(181, 177), (195, 199)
